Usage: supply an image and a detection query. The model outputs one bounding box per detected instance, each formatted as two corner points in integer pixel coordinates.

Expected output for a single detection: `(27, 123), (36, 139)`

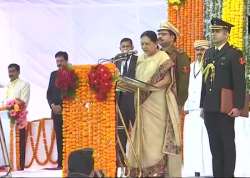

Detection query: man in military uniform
(157, 21), (190, 176)
(200, 18), (246, 177)
(157, 21), (191, 109)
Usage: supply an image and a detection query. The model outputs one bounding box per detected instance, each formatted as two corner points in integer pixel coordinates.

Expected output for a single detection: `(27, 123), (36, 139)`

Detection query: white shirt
(120, 55), (132, 75)
(184, 60), (202, 111)
(4, 78), (30, 105)
(216, 42), (227, 51)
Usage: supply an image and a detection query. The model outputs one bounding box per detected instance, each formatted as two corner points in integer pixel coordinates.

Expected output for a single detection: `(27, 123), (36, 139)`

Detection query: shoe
(57, 166), (62, 170)
(43, 167), (62, 170)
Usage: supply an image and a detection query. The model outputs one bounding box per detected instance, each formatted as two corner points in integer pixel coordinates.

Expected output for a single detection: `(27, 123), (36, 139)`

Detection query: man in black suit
(200, 18), (246, 177)
(47, 51), (68, 169)
(115, 38), (137, 166)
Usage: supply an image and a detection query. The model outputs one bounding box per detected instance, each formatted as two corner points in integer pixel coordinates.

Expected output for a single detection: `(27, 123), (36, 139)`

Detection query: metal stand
(0, 117), (12, 177)
(116, 76), (160, 177)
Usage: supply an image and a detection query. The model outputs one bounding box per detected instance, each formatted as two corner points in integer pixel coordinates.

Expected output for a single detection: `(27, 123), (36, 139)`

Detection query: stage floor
(0, 169), (62, 177)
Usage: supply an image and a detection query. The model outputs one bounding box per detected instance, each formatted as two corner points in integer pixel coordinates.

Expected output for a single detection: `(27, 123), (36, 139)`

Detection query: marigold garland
(9, 124), (21, 170)
(25, 119), (57, 168)
(168, 0), (185, 6)
(168, 0), (204, 59)
(168, 0), (205, 152)
(9, 124), (15, 170)
(246, 0), (250, 91)
(15, 127), (20, 170)
(222, 0), (245, 50)
(63, 64), (116, 177)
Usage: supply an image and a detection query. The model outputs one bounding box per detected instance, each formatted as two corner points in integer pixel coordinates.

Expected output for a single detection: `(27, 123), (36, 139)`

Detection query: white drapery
(0, 0), (167, 120)
(0, 1), (249, 177)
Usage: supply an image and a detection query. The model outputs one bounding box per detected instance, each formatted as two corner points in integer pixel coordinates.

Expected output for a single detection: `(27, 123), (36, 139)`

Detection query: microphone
(114, 50), (138, 59)
(98, 50), (138, 64)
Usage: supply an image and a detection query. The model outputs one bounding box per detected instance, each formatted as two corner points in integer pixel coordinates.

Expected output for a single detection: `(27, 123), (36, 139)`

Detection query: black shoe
(43, 167), (62, 170)
(57, 166), (62, 170)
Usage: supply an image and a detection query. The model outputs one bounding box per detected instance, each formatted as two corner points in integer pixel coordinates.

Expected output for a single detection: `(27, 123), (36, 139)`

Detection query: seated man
(68, 148), (104, 178)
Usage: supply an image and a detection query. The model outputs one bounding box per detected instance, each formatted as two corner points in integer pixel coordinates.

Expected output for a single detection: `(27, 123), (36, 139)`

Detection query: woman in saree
(126, 31), (181, 177)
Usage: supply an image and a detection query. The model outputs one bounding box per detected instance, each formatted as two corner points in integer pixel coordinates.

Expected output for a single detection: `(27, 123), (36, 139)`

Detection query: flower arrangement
(246, 0), (250, 92)
(55, 64), (78, 99)
(6, 98), (28, 129)
(168, 0), (204, 59)
(88, 64), (113, 101)
(169, 0), (185, 6)
(63, 64), (117, 177)
(222, 0), (245, 50)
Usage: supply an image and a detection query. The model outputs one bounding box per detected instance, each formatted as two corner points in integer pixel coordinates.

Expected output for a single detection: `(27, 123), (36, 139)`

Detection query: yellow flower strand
(222, 0), (245, 50)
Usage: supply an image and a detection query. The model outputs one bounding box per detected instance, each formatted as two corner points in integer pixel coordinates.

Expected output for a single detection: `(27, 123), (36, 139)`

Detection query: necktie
(123, 59), (128, 76)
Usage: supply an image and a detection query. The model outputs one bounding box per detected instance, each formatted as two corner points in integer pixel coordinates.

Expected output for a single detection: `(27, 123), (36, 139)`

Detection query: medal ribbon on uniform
(202, 63), (215, 82)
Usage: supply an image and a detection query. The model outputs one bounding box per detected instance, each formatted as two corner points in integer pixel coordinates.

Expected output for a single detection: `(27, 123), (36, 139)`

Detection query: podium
(62, 64), (117, 177)
(116, 76), (159, 177)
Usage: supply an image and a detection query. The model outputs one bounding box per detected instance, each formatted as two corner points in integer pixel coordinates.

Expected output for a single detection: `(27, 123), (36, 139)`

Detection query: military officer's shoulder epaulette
(230, 44), (237, 49)
(230, 44), (241, 51)
(229, 45), (243, 55)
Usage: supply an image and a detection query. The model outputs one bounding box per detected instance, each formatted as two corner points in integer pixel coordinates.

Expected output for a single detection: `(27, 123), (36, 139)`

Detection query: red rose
(100, 71), (112, 81)
(88, 64), (113, 101)
(55, 65), (78, 98)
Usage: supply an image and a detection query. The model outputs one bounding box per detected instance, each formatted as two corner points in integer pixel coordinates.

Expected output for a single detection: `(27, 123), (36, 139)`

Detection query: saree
(126, 51), (181, 177)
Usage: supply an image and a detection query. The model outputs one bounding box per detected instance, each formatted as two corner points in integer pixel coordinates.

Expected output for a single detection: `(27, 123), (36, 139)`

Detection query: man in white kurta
(0, 63), (30, 170)
(182, 40), (212, 177)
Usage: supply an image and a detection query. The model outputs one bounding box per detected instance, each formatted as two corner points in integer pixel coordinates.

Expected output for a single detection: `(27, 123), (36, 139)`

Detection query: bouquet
(55, 64), (78, 99)
(6, 98), (28, 129)
(88, 64), (113, 101)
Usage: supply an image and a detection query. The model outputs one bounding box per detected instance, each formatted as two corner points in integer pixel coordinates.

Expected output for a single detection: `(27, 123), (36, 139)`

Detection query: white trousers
(234, 116), (250, 177)
(182, 110), (212, 177)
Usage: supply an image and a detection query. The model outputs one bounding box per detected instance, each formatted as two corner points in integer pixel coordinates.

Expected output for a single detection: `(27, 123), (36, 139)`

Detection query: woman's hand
(154, 72), (171, 88)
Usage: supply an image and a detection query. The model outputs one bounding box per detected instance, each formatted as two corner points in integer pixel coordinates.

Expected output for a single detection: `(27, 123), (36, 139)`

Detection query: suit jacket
(200, 42), (246, 112)
(47, 71), (63, 115)
(115, 55), (137, 127)
(162, 45), (191, 107)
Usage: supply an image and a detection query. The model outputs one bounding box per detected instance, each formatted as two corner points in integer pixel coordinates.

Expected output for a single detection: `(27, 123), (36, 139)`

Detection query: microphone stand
(98, 50), (137, 64)
(0, 117), (12, 177)
(98, 56), (129, 64)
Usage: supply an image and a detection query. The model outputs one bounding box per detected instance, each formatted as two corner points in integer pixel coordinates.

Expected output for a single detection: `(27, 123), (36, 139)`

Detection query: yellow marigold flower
(222, 0), (244, 50)
(14, 104), (20, 112)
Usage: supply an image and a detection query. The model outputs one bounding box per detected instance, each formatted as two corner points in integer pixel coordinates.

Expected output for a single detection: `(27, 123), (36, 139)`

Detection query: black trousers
(52, 114), (63, 167)
(204, 111), (235, 177)
(19, 128), (26, 170)
(116, 92), (135, 167)
(117, 128), (127, 166)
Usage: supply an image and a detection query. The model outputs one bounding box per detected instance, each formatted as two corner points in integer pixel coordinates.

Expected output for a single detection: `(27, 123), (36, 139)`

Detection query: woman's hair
(140, 30), (158, 43)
